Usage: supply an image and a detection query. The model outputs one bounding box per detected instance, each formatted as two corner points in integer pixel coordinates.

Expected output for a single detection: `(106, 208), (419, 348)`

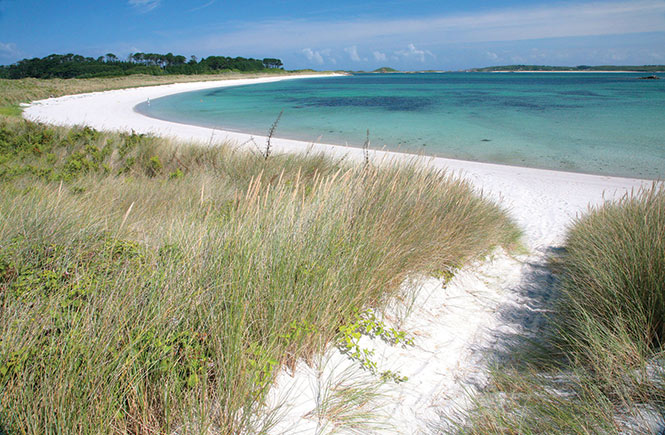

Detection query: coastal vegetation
(0, 52), (284, 80)
(0, 78), (519, 433)
(463, 186), (665, 434)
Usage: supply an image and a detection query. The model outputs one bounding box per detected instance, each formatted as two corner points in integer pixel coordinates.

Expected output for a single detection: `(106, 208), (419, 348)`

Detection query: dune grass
(461, 185), (665, 434)
(0, 116), (519, 434)
(556, 185), (665, 367)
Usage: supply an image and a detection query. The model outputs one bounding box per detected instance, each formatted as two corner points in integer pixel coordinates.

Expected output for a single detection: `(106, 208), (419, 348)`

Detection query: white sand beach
(23, 74), (651, 433)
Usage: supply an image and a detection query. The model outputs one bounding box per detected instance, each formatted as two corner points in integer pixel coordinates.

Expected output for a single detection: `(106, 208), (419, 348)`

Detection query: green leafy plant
(147, 155), (162, 177)
(337, 309), (414, 383)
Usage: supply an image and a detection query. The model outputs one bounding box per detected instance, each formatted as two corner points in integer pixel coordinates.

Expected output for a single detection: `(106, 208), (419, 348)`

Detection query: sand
(23, 74), (652, 433)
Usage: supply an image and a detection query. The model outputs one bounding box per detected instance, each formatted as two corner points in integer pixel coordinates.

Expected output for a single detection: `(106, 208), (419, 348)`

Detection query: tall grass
(556, 185), (665, 367)
(461, 185), (665, 434)
(0, 118), (519, 433)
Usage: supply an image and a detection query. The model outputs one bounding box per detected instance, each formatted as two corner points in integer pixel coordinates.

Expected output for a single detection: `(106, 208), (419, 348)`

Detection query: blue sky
(1, 0), (664, 70)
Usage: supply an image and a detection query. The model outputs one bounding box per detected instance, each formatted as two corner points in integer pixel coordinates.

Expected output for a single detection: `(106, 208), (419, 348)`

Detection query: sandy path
(23, 75), (651, 433)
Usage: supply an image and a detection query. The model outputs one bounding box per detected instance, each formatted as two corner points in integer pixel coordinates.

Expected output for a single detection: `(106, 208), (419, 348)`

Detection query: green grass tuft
(0, 105), (21, 117)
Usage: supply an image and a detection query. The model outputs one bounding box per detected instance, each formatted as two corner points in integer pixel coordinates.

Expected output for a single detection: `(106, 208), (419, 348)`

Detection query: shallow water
(136, 73), (665, 179)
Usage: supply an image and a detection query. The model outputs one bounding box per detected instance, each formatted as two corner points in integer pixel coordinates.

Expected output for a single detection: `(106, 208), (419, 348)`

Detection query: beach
(23, 74), (651, 432)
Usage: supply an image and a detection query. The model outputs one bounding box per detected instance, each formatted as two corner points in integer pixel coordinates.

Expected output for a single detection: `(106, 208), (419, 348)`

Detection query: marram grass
(557, 184), (665, 361)
(0, 118), (519, 434)
(461, 184), (665, 434)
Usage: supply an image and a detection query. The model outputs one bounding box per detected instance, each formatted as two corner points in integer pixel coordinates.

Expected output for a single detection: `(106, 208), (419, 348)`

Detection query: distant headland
(463, 64), (665, 72)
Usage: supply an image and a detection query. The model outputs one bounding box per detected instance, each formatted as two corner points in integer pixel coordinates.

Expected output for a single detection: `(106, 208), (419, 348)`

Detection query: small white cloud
(128, 0), (161, 13)
(188, 0), (215, 12)
(319, 50), (337, 64)
(302, 48), (324, 64)
(373, 51), (387, 62)
(485, 51), (499, 60)
(344, 45), (362, 62)
(394, 43), (434, 62)
(0, 41), (17, 57)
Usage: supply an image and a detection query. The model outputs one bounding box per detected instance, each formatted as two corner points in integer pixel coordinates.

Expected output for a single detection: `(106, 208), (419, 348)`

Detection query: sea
(135, 73), (665, 179)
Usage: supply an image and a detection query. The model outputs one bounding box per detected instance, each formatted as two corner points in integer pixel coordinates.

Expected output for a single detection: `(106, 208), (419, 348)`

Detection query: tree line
(0, 52), (284, 79)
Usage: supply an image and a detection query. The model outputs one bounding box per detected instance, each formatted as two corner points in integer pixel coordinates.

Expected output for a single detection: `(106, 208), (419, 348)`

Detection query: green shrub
(147, 155), (162, 176)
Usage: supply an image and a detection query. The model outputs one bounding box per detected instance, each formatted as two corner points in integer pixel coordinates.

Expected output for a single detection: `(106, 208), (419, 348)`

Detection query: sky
(1, 0), (664, 70)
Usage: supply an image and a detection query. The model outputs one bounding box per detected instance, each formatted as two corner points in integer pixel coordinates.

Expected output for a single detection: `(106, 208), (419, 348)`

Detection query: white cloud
(373, 51), (387, 61)
(0, 41), (17, 57)
(193, 0), (665, 53)
(344, 45), (362, 62)
(395, 43), (434, 62)
(319, 49), (337, 64)
(301, 48), (339, 65)
(128, 0), (161, 13)
(302, 48), (324, 64)
(188, 0), (215, 12)
(485, 51), (499, 61)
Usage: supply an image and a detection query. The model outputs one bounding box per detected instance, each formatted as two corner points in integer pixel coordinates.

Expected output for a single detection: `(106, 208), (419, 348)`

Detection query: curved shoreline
(23, 73), (648, 249)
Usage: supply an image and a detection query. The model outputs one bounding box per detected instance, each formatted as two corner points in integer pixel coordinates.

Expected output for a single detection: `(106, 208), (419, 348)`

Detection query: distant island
(346, 65), (665, 75)
(0, 52), (284, 79)
(371, 67), (399, 73)
(465, 64), (665, 72)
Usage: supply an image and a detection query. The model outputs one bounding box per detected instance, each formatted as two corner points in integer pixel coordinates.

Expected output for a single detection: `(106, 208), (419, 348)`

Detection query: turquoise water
(136, 73), (665, 179)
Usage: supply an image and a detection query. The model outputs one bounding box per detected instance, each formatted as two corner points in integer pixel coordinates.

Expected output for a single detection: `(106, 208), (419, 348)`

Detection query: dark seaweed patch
(283, 96), (434, 112)
(558, 90), (602, 97)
